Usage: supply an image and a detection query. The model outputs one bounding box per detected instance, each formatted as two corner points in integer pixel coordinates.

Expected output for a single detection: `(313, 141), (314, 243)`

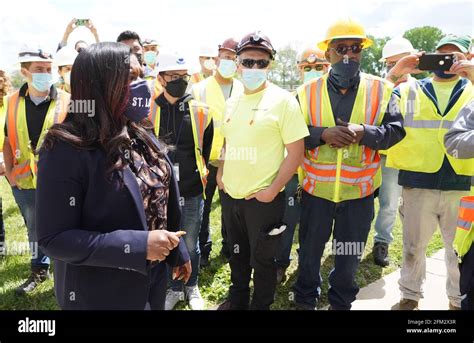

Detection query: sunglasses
(330, 44), (363, 56)
(240, 58), (271, 69)
(303, 65), (326, 72)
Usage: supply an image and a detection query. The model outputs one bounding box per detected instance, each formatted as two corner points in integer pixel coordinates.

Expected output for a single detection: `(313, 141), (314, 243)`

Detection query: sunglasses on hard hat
(303, 64), (325, 72)
(330, 44), (363, 56)
(240, 58), (271, 69)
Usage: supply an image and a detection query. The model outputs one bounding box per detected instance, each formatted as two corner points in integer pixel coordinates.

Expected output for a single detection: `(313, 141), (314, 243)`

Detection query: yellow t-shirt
(221, 83), (309, 199)
(431, 78), (460, 114)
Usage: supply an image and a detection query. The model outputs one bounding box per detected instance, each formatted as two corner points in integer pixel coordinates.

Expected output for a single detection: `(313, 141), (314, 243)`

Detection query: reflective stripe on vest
(386, 79), (474, 175)
(454, 196), (474, 260)
(148, 100), (211, 195)
(298, 73), (392, 202)
(6, 90), (69, 189)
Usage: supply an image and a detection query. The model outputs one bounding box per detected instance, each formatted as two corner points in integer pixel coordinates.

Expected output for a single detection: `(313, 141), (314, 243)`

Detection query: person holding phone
(386, 35), (474, 310)
(35, 42), (191, 310)
(58, 18), (100, 52)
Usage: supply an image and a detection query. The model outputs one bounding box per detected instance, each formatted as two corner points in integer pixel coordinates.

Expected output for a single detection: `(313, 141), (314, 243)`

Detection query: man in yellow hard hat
(292, 18), (406, 310)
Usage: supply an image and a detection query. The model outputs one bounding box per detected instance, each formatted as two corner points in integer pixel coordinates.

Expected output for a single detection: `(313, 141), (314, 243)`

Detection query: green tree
(403, 26), (445, 54)
(9, 70), (25, 90)
(360, 35), (390, 76)
(268, 45), (300, 91)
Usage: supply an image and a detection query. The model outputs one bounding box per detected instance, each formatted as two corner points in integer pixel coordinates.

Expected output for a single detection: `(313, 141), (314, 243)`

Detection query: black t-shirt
(4, 83), (57, 150)
(155, 93), (213, 198)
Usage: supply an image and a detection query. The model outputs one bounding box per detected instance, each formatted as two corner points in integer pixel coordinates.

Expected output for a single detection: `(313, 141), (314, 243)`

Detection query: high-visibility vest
(192, 76), (243, 162)
(386, 79), (474, 175)
(0, 101), (6, 153)
(191, 72), (205, 84)
(148, 78), (164, 119)
(5, 89), (70, 189)
(454, 196), (474, 261)
(297, 73), (393, 203)
(148, 99), (212, 196)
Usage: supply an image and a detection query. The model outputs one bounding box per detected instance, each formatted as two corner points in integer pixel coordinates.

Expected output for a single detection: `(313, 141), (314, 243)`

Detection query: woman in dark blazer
(36, 42), (191, 310)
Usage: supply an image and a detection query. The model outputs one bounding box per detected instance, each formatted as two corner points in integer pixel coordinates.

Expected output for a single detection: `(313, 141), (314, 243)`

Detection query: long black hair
(42, 42), (163, 177)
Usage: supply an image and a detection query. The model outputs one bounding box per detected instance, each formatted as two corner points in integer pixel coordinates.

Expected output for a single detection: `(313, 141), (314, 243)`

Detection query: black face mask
(329, 59), (361, 89)
(165, 78), (188, 98)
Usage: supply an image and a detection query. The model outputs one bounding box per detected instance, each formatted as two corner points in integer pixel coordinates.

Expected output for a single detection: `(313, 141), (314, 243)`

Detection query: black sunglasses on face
(240, 58), (271, 69)
(303, 64), (325, 72)
(330, 44), (363, 56)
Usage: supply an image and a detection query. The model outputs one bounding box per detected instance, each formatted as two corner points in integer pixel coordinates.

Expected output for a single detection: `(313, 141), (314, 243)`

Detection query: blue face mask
(124, 80), (151, 122)
(144, 51), (157, 66)
(304, 70), (324, 83)
(218, 59), (237, 79)
(432, 70), (456, 79)
(329, 59), (360, 89)
(31, 73), (53, 92)
(241, 69), (267, 91)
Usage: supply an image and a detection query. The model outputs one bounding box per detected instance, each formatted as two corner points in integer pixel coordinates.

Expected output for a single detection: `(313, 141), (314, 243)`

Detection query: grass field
(0, 177), (444, 310)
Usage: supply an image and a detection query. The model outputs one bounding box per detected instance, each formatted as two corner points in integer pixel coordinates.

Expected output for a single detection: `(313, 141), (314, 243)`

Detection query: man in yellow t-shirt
(216, 32), (309, 310)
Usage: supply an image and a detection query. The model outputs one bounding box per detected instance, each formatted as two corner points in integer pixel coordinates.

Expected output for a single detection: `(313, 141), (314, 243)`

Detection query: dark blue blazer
(36, 134), (190, 310)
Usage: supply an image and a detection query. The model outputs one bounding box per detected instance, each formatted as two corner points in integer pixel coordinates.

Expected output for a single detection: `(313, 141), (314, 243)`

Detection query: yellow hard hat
(317, 18), (373, 51)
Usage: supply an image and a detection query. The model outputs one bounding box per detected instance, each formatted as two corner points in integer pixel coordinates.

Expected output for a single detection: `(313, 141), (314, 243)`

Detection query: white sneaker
(165, 289), (185, 310)
(185, 285), (205, 310)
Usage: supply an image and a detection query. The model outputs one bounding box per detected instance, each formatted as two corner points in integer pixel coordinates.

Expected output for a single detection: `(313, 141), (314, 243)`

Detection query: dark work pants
(293, 191), (375, 310)
(221, 191), (285, 310)
(460, 244), (474, 310)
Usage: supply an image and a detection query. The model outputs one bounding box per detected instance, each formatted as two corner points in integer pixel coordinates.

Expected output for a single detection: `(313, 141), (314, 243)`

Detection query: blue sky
(0, 0), (472, 73)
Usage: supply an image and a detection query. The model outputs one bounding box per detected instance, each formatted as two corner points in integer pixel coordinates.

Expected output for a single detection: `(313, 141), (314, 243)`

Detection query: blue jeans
(170, 195), (203, 290)
(293, 192), (374, 310)
(276, 175), (301, 268)
(374, 155), (401, 244)
(11, 187), (50, 269)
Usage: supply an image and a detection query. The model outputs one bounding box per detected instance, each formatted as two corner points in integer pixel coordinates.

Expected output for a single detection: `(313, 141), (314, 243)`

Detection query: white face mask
(63, 71), (71, 86)
(240, 69), (268, 91)
(217, 59), (237, 79)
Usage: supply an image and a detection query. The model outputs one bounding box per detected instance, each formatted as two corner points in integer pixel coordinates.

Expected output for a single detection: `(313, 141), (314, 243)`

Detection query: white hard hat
(380, 37), (417, 62)
(54, 47), (78, 67)
(157, 53), (190, 73)
(17, 45), (53, 63)
(199, 45), (217, 57)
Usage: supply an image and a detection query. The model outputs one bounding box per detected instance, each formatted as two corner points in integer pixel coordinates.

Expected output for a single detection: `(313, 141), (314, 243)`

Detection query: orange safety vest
(6, 89), (69, 189)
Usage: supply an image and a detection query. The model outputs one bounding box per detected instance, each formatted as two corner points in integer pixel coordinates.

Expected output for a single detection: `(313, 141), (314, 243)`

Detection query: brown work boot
(15, 267), (50, 296)
(448, 302), (461, 310)
(392, 298), (419, 310)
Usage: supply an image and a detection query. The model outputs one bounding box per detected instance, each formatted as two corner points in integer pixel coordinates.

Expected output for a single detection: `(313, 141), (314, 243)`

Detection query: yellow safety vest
(191, 72), (205, 85)
(454, 196), (474, 261)
(148, 79), (164, 118)
(148, 99), (213, 196)
(386, 79), (474, 175)
(297, 73), (393, 203)
(5, 89), (70, 189)
(192, 76), (243, 163)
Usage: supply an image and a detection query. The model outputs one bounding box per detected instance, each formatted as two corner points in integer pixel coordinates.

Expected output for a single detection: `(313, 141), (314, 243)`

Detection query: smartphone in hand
(418, 53), (455, 71)
(75, 19), (90, 26)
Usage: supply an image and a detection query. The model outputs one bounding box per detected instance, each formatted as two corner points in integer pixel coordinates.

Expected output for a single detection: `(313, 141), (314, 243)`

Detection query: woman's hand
(172, 261), (192, 284)
(146, 230), (181, 262)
